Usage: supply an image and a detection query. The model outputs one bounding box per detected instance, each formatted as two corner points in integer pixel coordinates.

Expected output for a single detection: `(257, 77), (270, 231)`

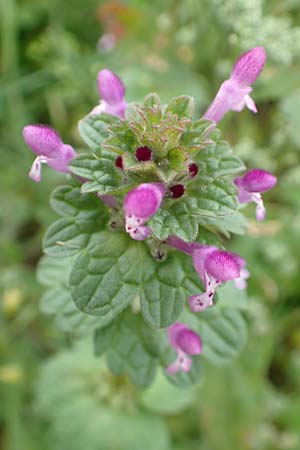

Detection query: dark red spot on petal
(115, 156), (123, 169)
(135, 146), (152, 162)
(170, 184), (185, 199)
(188, 163), (199, 177)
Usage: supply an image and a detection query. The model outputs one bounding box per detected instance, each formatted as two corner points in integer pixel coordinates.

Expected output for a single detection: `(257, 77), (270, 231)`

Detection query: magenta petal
(238, 169), (277, 193)
(97, 69), (126, 105)
(204, 250), (240, 283)
(124, 183), (165, 220)
(231, 252), (246, 271)
(176, 329), (203, 355)
(167, 322), (187, 349)
(203, 79), (250, 123)
(47, 145), (77, 173)
(192, 246), (216, 283)
(104, 101), (127, 119)
(23, 125), (63, 158)
(231, 46), (267, 87)
(166, 236), (194, 254)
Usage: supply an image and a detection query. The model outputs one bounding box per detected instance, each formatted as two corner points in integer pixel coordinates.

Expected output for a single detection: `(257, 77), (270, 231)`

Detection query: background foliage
(1, 0), (300, 449)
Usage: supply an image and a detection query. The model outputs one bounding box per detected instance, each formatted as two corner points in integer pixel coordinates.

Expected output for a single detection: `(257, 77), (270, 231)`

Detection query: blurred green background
(1, 0), (300, 449)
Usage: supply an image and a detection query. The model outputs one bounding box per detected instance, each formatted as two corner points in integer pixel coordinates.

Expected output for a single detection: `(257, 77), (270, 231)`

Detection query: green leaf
(193, 178), (238, 218)
(182, 118), (215, 146)
(144, 92), (162, 109)
(50, 184), (104, 217)
(41, 287), (111, 334)
(69, 232), (202, 328)
(140, 252), (190, 328)
(199, 307), (247, 365)
(44, 217), (102, 257)
(69, 231), (156, 318)
(94, 311), (173, 388)
(37, 254), (72, 287)
(149, 179), (238, 243)
(196, 140), (245, 177)
(149, 197), (199, 242)
(139, 371), (196, 414)
(104, 119), (137, 151)
(69, 153), (132, 194)
(202, 211), (248, 237)
(44, 185), (108, 257)
(181, 302), (247, 366)
(78, 113), (119, 150)
(37, 255), (112, 334)
(165, 95), (195, 119)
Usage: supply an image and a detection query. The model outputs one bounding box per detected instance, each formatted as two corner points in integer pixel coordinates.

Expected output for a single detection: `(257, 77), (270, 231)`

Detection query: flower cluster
(23, 47), (277, 378)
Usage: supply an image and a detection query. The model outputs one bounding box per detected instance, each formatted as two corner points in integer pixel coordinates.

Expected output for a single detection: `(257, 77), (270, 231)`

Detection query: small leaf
(78, 113), (119, 150)
(199, 307), (247, 365)
(196, 140), (245, 177)
(165, 95), (195, 119)
(149, 180), (237, 243)
(70, 153), (133, 195)
(168, 147), (187, 171)
(37, 255), (112, 334)
(69, 232), (155, 318)
(149, 197), (199, 242)
(182, 118), (215, 146)
(144, 93), (161, 109)
(202, 211), (248, 237)
(44, 186), (107, 257)
(94, 310), (173, 388)
(50, 185), (103, 217)
(193, 178), (238, 217)
(43, 217), (101, 257)
(37, 255), (72, 286)
(140, 253), (188, 328)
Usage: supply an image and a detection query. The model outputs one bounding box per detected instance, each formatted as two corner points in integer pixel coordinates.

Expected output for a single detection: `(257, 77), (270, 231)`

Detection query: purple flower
(124, 183), (166, 240)
(189, 246), (243, 312)
(90, 69), (127, 119)
(234, 168), (277, 221)
(203, 47), (266, 124)
(166, 322), (203, 374)
(23, 125), (76, 182)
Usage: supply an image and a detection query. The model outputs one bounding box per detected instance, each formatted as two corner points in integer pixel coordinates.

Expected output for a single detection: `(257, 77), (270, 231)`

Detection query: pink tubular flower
(234, 168), (277, 221)
(90, 69), (127, 119)
(189, 246), (243, 312)
(166, 322), (203, 374)
(203, 46), (266, 124)
(124, 183), (166, 240)
(23, 125), (76, 182)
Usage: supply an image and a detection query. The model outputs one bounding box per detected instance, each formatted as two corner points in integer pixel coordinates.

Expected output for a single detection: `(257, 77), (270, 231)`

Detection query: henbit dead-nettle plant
(23, 47), (277, 388)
